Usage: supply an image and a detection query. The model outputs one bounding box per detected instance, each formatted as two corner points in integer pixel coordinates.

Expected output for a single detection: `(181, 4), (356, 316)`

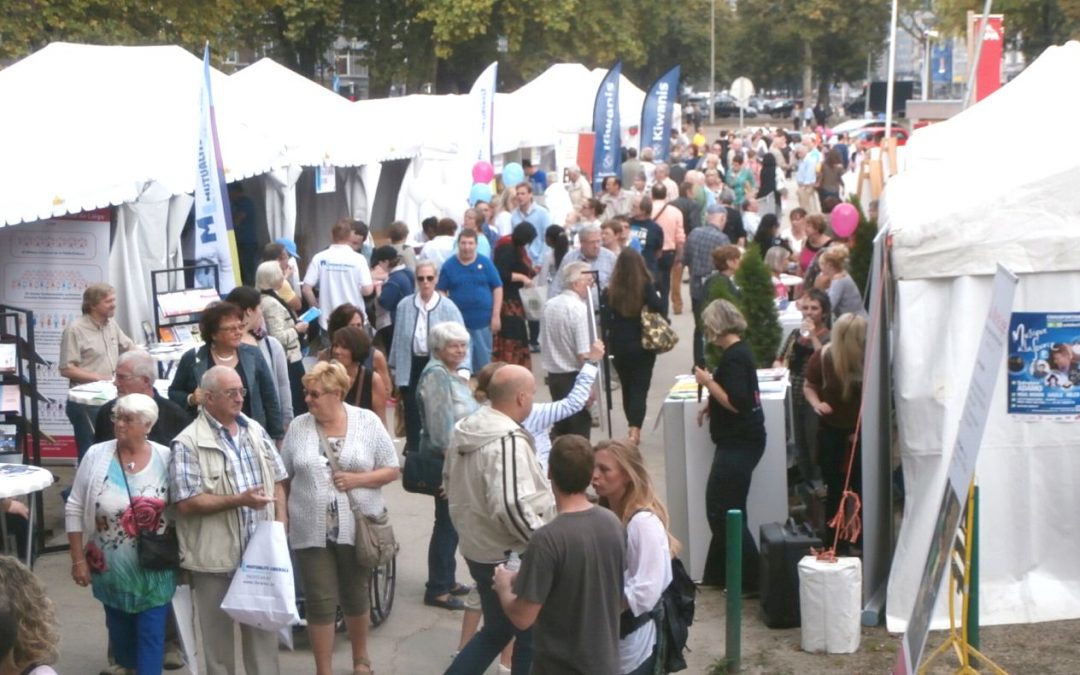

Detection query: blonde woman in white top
(280, 361), (400, 675)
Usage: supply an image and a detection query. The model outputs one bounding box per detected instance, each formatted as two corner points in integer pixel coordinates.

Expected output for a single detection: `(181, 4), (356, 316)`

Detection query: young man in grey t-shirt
(494, 435), (625, 674)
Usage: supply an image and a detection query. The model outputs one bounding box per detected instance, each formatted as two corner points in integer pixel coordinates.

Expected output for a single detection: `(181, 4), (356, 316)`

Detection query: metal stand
(585, 271), (612, 437)
(918, 483), (1007, 675)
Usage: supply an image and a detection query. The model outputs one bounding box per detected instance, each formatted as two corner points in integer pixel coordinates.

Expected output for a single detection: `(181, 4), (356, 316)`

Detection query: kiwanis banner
(193, 43), (240, 293)
(641, 65), (680, 162)
(469, 62), (498, 164)
(591, 62), (622, 194)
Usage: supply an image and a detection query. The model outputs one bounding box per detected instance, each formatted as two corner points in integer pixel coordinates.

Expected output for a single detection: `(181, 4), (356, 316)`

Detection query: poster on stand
(1007, 312), (1080, 418)
(0, 212), (112, 461)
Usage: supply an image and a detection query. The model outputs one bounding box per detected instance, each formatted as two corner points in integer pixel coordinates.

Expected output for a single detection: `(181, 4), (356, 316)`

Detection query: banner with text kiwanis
(1007, 312), (1080, 418)
(641, 65), (680, 162)
(193, 43), (240, 293)
(591, 62), (622, 194)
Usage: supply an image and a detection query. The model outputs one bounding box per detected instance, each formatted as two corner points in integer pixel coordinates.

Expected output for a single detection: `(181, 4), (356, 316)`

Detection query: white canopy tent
(882, 41), (1080, 631)
(394, 63), (659, 226)
(0, 42), (286, 342)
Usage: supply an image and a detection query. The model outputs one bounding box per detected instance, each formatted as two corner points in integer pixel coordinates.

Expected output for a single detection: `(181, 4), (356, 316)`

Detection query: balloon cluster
(830, 202), (859, 238)
(469, 160), (529, 206)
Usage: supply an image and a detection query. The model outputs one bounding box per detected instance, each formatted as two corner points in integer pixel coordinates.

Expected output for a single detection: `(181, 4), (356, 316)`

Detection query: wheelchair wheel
(369, 555), (396, 626)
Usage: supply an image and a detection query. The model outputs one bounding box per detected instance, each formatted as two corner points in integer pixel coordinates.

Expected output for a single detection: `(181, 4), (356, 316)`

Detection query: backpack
(658, 557), (697, 672)
(619, 555), (697, 673)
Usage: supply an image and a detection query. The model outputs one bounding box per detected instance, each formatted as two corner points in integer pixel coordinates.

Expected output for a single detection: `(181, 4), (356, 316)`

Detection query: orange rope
(822, 233), (889, 557)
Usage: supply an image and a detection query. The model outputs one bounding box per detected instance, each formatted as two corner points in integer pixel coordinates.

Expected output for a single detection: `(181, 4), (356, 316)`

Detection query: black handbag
(118, 451), (180, 571)
(401, 450), (444, 496)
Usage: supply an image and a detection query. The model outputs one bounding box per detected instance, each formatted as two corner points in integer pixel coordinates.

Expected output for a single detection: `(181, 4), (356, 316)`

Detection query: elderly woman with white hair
(692, 299), (765, 593)
(256, 260), (309, 414)
(66, 393), (177, 675)
(415, 321), (479, 611)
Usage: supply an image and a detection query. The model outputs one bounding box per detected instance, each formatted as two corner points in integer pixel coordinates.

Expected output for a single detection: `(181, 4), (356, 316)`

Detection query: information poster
(0, 212), (111, 461)
(1007, 312), (1080, 418)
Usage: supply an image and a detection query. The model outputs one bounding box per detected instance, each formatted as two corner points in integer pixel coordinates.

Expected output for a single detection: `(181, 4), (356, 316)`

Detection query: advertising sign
(591, 62), (622, 194)
(0, 212), (111, 460)
(641, 66), (680, 162)
(968, 14), (1004, 101)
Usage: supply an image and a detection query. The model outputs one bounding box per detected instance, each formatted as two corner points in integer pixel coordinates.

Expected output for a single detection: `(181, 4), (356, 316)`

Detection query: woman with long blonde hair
(592, 439), (680, 674)
(803, 313), (868, 548)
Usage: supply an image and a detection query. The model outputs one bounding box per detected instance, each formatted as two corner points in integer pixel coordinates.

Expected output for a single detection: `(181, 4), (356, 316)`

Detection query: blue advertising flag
(592, 62), (622, 194)
(193, 43), (240, 293)
(931, 44), (952, 84)
(641, 65), (680, 162)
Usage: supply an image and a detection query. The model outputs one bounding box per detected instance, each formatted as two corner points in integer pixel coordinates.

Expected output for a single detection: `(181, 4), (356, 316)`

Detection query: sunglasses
(417, 275), (435, 282)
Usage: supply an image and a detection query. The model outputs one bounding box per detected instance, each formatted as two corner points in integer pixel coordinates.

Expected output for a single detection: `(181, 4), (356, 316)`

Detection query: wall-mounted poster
(1007, 312), (1080, 419)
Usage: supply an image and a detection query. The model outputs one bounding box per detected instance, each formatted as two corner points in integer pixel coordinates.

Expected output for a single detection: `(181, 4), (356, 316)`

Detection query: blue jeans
(66, 399), (98, 462)
(446, 559), (533, 675)
(426, 495), (458, 598)
(103, 603), (169, 674)
(467, 327), (492, 374)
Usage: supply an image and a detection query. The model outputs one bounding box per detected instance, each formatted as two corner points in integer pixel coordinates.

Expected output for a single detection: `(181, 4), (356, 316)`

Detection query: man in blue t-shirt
(436, 229), (503, 373)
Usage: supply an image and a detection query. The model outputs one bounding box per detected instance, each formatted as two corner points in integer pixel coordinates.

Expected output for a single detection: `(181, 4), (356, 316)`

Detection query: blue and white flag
(193, 43), (239, 293)
(592, 62), (622, 194)
(469, 62), (498, 163)
(641, 65), (680, 162)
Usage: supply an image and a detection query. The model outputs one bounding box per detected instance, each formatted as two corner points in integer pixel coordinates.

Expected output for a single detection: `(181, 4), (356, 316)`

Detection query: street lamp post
(710, 0), (716, 125)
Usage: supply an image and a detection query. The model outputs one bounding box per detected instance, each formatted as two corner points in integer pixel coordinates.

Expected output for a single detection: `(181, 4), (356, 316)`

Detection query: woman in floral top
(66, 393), (176, 675)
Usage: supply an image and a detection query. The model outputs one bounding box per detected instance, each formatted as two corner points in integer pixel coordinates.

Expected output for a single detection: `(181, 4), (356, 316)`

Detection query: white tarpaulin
(884, 41), (1080, 631)
(0, 43), (285, 227)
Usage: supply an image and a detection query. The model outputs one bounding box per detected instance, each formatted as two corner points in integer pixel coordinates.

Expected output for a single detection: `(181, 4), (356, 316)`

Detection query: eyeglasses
(304, 389), (335, 400)
(416, 275), (435, 282)
(110, 413), (140, 424)
(213, 387), (247, 399)
(218, 324), (244, 334)
(114, 372), (141, 382)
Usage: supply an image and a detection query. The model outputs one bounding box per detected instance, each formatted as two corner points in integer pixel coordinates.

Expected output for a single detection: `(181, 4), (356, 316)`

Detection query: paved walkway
(35, 305), (745, 674)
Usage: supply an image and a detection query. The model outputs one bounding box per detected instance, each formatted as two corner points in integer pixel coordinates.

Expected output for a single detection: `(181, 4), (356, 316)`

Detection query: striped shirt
(525, 363), (598, 472)
(541, 291), (591, 375)
(171, 413), (287, 545)
(684, 225), (731, 301)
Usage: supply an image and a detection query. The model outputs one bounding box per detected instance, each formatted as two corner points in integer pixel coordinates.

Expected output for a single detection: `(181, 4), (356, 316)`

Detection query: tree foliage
(729, 0), (888, 98)
(932, 0), (1080, 63)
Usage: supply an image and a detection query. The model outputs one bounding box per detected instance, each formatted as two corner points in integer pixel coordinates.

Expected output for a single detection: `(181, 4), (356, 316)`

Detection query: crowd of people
(1, 121), (877, 675)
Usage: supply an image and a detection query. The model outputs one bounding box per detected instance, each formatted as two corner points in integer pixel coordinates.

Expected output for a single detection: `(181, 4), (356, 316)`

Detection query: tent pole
(884, 0), (899, 138)
(963, 0), (995, 109)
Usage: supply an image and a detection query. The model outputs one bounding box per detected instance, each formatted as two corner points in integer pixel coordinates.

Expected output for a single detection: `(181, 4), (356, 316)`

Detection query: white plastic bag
(171, 584), (199, 675)
(220, 521), (300, 631)
(798, 555), (862, 654)
(520, 285), (547, 322)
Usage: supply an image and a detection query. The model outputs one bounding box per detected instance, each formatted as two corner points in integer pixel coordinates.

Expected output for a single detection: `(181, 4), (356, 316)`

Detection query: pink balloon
(831, 202), (860, 238)
(472, 161), (494, 184)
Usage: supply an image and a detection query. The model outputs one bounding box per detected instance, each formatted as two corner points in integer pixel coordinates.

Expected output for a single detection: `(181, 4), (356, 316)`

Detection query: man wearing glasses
(94, 351), (191, 447)
(170, 366), (288, 675)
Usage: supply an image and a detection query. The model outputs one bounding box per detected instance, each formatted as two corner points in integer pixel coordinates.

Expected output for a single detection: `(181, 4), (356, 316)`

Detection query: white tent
(883, 41), (1080, 631)
(0, 43), (286, 342)
(0, 43), (283, 227)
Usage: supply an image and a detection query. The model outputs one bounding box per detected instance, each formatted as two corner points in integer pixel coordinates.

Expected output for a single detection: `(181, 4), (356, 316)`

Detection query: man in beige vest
(170, 366), (287, 675)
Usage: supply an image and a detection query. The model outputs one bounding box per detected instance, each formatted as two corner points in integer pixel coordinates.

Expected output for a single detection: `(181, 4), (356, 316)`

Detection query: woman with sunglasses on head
(319, 303), (393, 398)
(280, 361), (400, 675)
(168, 301), (284, 441)
(387, 261), (464, 454)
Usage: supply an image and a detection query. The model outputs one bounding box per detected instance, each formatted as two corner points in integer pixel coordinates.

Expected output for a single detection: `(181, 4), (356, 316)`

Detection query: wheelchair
(293, 551), (397, 629)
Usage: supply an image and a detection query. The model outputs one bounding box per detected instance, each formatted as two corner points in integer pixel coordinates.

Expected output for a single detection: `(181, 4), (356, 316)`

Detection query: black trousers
(703, 437), (765, 591)
(612, 351), (656, 428)
(548, 370), (592, 439)
(656, 250), (676, 318)
(400, 353), (431, 453)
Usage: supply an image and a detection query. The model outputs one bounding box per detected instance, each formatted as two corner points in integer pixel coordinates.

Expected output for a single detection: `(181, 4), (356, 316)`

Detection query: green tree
(848, 197), (878, 298)
(702, 244), (781, 368)
(933, 0), (1080, 63)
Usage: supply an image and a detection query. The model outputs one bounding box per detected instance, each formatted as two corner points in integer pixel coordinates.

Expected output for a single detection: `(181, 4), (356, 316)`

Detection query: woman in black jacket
(601, 248), (663, 445)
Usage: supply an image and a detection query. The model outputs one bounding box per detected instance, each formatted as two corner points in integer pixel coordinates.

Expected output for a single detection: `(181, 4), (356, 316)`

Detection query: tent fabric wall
(110, 186), (192, 343)
(886, 273), (1080, 631)
(884, 41), (1080, 633)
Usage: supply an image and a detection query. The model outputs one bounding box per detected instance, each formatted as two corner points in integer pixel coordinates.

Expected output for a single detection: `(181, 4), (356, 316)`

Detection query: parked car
(714, 93), (758, 118)
(765, 98), (797, 118)
(852, 126), (909, 147)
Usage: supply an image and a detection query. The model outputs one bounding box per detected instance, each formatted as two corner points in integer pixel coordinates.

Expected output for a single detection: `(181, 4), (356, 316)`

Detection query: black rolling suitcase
(759, 519), (822, 628)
